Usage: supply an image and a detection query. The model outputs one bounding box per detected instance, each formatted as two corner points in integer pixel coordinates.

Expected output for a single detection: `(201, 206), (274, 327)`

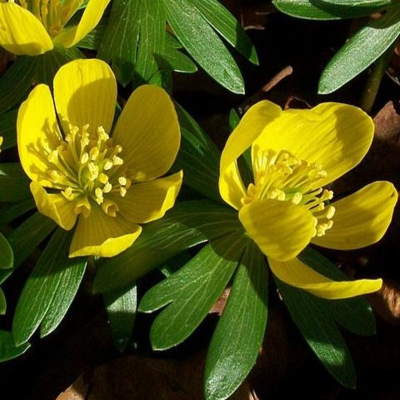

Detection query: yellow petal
(112, 85), (181, 181)
(239, 198), (315, 261)
(53, 58), (117, 135)
(69, 205), (142, 258)
(117, 171), (183, 224)
(269, 257), (382, 299)
(30, 182), (77, 230)
(252, 102), (374, 189)
(219, 100), (282, 209)
(312, 181), (398, 250)
(0, 3), (53, 55)
(17, 84), (62, 185)
(53, 0), (111, 48)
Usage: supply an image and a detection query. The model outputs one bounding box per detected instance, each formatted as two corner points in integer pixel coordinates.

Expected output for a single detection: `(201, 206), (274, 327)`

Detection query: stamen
(243, 148), (335, 237)
(45, 124), (131, 218)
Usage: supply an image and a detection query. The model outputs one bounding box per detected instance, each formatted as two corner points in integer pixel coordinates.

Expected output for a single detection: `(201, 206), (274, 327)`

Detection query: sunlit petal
(269, 257), (382, 299)
(219, 100), (282, 209)
(117, 171), (183, 223)
(53, 58), (117, 135)
(53, 0), (111, 48)
(17, 84), (62, 185)
(113, 85), (181, 181)
(0, 3), (53, 55)
(69, 206), (142, 258)
(239, 198), (315, 261)
(312, 181), (398, 250)
(30, 182), (77, 230)
(252, 102), (374, 188)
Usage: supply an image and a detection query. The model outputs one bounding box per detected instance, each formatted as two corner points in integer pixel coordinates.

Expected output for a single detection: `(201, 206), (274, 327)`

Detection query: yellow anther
(80, 152), (89, 164)
(89, 147), (99, 160)
(97, 126), (109, 142)
(326, 206), (335, 220)
(103, 160), (113, 171)
(99, 173), (108, 184)
(112, 155), (123, 166)
(120, 187), (127, 197)
(118, 176), (127, 186)
(87, 162), (99, 181)
(292, 192), (302, 205)
(103, 182), (112, 193)
(94, 187), (104, 204)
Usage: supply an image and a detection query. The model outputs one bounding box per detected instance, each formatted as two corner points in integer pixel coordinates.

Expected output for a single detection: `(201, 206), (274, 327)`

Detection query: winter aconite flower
(17, 58), (183, 258)
(0, 0), (110, 56)
(219, 100), (397, 299)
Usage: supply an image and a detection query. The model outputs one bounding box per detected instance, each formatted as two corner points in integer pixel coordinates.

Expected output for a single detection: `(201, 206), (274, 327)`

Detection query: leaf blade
(204, 242), (268, 400)
(93, 200), (239, 294)
(140, 231), (247, 350)
(12, 228), (80, 345)
(318, 8), (400, 93)
(164, 0), (245, 93)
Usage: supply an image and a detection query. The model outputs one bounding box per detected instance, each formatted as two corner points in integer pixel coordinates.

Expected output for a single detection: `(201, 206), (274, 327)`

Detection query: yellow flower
(17, 58), (183, 258)
(0, 0), (109, 56)
(219, 100), (398, 299)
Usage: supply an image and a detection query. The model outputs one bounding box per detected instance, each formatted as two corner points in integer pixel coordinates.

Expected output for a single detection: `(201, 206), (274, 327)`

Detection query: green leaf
(0, 331), (30, 362)
(0, 199), (36, 229)
(188, 0), (258, 64)
(155, 51), (198, 74)
(163, 0), (245, 94)
(93, 200), (239, 294)
(103, 285), (137, 353)
(76, 18), (107, 50)
(228, 108), (240, 131)
(0, 109), (17, 150)
(0, 232), (13, 270)
(0, 288), (6, 314)
(272, 0), (392, 20)
(6, 212), (56, 269)
(98, 0), (166, 86)
(173, 104), (222, 202)
(320, 0), (392, 6)
(35, 47), (85, 86)
(159, 250), (193, 277)
(318, 7), (400, 93)
(325, 297), (376, 336)
(204, 242), (268, 400)
(0, 56), (39, 115)
(298, 247), (377, 336)
(275, 278), (356, 388)
(40, 257), (87, 338)
(139, 231), (247, 350)
(12, 228), (85, 345)
(0, 163), (31, 202)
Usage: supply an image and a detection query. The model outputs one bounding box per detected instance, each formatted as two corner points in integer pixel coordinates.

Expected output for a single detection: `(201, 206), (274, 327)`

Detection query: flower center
(242, 149), (335, 237)
(46, 124), (131, 218)
(16, 0), (82, 36)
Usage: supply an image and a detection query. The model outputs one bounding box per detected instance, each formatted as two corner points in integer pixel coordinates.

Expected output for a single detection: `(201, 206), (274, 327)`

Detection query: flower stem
(359, 41), (397, 114)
